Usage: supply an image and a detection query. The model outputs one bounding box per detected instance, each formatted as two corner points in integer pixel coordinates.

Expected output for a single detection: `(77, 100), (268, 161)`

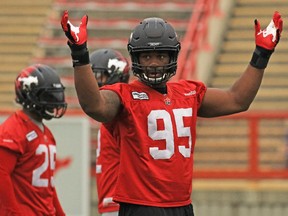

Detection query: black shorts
(118, 202), (194, 216)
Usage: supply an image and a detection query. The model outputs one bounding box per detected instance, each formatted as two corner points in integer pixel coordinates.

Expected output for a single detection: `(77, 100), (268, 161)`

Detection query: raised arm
(61, 11), (121, 122)
(198, 11), (283, 117)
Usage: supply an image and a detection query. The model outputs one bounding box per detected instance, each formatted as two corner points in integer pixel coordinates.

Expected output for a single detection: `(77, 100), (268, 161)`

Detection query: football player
(91, 48), (130, 216)
(0, 64), (67, 215)
(61, 11), (282, 216)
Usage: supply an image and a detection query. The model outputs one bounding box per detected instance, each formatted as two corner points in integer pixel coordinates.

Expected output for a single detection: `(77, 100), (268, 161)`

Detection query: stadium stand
(191, 3), (288, 215)
(0, 0), (54, 111)
(211, 0), (288, 110)
(195, 0), (288, 171)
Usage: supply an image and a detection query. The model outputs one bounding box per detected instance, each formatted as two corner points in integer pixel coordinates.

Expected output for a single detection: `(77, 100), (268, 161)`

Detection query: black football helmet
(127, 17), (181, 86)
(15, 64), (67, 120)
(90, 48), (130, 87)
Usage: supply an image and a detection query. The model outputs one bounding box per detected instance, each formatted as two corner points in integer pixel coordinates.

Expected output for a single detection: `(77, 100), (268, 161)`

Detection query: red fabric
(100, 80), (206, 207)
(0, 147), (22, 215)
(53, 190), (66, 216)
(0, 110), (64, 216)
(96, 125), (120, 213)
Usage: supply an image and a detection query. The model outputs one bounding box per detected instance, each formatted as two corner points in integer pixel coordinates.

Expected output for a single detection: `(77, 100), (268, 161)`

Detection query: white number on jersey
(32, 144), (56, 187)
(148, 108), (192, 159)
(96, 129), (102, 174)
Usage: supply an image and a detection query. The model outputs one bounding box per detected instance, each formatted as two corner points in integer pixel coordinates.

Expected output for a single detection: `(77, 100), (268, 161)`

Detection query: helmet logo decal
(18, 76), (38, 91)
(108, 58), (127, 74)
(148, 42), (161, 46)
(53, 83), (63, 88)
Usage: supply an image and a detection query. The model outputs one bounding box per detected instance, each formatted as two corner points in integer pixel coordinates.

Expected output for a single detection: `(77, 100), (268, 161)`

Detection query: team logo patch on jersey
(26, 130), (38, 141)
(164, 97), (171, 105)
(132, 91), (149, 100)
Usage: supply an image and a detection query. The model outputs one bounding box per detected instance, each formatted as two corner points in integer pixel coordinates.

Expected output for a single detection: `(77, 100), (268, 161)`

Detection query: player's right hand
(61, 10), (88, 46)
(254, 11), (283, 51)
(61, 10), (90, 67)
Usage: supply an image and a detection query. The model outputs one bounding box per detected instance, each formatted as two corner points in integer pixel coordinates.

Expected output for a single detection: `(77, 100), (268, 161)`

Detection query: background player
(0, 64), (67, 216)
(61, 11), (282, 216)
(91, 48), (130, 216)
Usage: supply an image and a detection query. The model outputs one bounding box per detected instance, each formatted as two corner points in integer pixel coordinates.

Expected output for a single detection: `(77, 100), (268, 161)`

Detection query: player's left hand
(61, 10), (88, 46)
(254, 11), (283, 51)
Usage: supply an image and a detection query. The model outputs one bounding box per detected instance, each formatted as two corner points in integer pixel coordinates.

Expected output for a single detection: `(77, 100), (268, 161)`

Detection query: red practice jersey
(101, 80), (207, 207)
(96, 124), (120, 213)
(0, 110), (59, 215)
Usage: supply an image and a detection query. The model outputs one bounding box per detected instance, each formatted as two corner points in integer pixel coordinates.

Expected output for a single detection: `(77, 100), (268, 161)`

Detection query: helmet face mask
(136, 64), (176, 86)
(90, 48), (130, 87)
(90, 68), (108, 87)
(127, 17), (181, 86)
(15, 64), (67, 120)
(132, 51), (178, 86)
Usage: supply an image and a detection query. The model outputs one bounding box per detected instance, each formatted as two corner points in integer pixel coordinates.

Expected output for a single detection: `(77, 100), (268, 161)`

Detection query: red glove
(61, 10), (88, 46)
(250, 11), (283, 69)
(254, 11), (283, 51)
(61, 10), (90, 67)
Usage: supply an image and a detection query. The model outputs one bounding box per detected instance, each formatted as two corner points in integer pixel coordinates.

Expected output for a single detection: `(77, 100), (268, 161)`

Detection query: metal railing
(194, 111), (288, 179)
